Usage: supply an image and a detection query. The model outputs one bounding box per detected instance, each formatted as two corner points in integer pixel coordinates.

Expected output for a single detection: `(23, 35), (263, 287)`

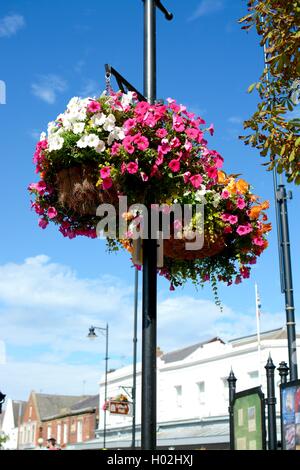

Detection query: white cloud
(0, 14), (25, 38)
(188, 0), (224, 21)
(0, 256), (284, 399)
(31, 75), (67, 104)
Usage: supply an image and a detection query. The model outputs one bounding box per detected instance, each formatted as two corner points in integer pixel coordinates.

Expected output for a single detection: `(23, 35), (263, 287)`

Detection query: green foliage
(239, 0), (300, 184)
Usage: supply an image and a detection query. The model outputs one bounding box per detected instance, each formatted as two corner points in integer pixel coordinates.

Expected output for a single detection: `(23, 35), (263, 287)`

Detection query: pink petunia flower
(38, 218), (49, 229)
(186, 128), (199, 140)
(237, 197), (246, 210)
(221, 190), (230, 199)
(190, 174), (203, 188)
(207, 166), (218, 179)
(87, 101), (101, 113)
(100, 167), (111, 179)
(184, 140), (193, 152)
(168, 159), (180, 173)
(208, 123), (214, 136)
(183, 171), (191, 183)
(127, 162), (139, 174)
(172, 116), (185, 133)
(28, 181), (47, 195)
(102, 177), (113, 190)
(47, 207), (57, 219)
(228, 215), (238, 225)
(123, 136), (135, 154)
(124, 118), (137, 132)
(237, 224), (253, 236)
(156, 128), (168, 138)
(134, 134), (149, 151)
(253, 236), (264, 246)
(111, 143), (121, 156)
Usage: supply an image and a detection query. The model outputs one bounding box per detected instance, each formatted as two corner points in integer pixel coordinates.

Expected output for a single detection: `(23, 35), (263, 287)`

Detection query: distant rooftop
(161, 337), (224, 364)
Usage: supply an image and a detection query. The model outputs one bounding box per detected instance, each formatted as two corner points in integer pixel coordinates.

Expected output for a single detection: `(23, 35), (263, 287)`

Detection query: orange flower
(226, 179), (237, 194)
(262, 223), (272, 233)
(249, 206), (262, 220)
(121, 240), (133, 253)
(236, 179), (249, 194)
(218, 171), (227, 184)
(260, 201), (270, 210)
(251, 194), (259, 202)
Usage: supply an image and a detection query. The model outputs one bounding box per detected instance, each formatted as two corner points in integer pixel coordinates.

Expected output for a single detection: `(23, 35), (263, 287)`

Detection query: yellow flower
(226, 178), (237, 194)
(236, 179), (249, 194)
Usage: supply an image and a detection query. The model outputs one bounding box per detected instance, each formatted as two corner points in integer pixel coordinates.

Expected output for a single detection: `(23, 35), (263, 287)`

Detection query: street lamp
(87, 324), (109, 449)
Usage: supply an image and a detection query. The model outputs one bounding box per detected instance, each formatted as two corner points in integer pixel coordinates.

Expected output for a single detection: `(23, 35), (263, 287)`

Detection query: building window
(47, 425), (52, 439)
(31, 424), (35, 442)
(175, 385), (182, 407)
(57, 423), (61, 445)
(221, 377), (229, 401)
(248, 370), (259, 380)
(29, 406), (32, 419)
(63, 423), (68, 444)
(77, 420), (83, 442)
(197, 381), (205, 404)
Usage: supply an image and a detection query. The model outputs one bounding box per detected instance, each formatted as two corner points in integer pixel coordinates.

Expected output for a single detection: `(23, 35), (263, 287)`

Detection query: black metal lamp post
(278, 361), (289, 449)
(227, 369), (237, 451)
(87, 325), (109, 449)
(265, 355), (277, 450)
(104, 0), (173, 450)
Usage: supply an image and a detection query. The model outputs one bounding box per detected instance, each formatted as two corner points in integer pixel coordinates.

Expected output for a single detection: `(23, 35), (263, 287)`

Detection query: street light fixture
(87, 324), (109, 449)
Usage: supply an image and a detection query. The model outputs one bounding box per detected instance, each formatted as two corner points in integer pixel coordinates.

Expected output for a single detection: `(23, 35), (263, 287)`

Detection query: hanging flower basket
(28, 91), (271, 303)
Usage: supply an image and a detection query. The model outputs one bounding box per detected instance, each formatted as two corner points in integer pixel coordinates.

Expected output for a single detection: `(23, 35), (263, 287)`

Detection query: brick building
(42, 395), (99, 447)
(18, 391), (98, 450)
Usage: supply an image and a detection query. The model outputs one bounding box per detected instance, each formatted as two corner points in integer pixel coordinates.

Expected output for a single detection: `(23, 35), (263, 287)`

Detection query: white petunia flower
(77, 136), (89, 148)
(95, 140), (106, 153)
(121, 92), (135, 107)
(86, 134), (100, 148)
(67, 97), (81, 110)
(91, 112), (106, 127)
(47, 121), (57, 135)
(212, 193), (221, 208)
(107, 127), (125, 145)
(40, 132), (47, 141)
(73, 122), (85, 135)
(48, 135), (64, 152)
(103, 114), (116, 132)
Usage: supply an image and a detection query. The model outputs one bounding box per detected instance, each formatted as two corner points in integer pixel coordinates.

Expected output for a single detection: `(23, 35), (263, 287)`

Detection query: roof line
(229, 327), (285, 343)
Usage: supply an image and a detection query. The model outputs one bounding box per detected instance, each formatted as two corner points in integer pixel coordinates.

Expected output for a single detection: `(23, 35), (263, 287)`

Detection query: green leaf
(295, 137), (300, 147)
(289, 150), (296, 162)
(247, 83), (257, 94)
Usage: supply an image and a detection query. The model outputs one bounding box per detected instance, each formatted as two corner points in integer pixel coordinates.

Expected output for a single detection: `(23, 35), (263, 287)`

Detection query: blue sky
(0, 0), (299, 400)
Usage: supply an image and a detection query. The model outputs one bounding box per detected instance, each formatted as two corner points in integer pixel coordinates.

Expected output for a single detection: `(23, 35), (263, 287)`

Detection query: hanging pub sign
(109, 400), (130, 415)
(281, 380), (300, 450)
(232, 387), (266, 450)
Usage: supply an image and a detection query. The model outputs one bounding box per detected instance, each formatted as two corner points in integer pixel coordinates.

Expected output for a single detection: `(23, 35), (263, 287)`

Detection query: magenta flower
(123, 136), (135, 154)
(183, 171), (191, 183)
(100, 167), (111, 179)
(237, 224), (253, 236)
(102, 177), (113, 190)
(38, 218), (49, 229)
(156, 128), (168, 138)
(190, 174), (203, 188)
(28, 181), (47, 195)
(168, 159), (180, 173)
(184, 140), (193, 152)
(124, 118), (136, 132)
(240, 266), (250, 279)
(134, 134), (149, 151)
(228, 215), (238, 225)
(140, 172), (149, 182)
(127, 162), (139, 174)
(172, 116), (185, 133)
(47, 207), (58, 219)
(224, 225), (233, 234)
(87, 101), (101, 113)
(237, 197), (246, 210)
(253, 236), (264, 246)
(111, 143), (121, 156)
(221, 190), (230, 199)
(170, 137), (181, 149)
(235, 275), (242, 285)
(207, 166), (218, 179)
(186, 128), (199, 140)
(208, 124), (214, 136)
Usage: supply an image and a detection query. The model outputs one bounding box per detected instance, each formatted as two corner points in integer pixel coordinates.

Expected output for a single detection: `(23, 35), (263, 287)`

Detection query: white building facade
(0, 399), (25, 450)
(94, 328), (300, 449)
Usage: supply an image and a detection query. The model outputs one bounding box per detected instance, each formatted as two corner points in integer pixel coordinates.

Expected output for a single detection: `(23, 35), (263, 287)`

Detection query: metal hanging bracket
(104, 64), (146, 101)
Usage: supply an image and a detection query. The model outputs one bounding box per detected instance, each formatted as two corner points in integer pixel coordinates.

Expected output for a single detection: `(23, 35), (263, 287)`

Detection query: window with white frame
(47, 425), (52, 439)
(31, 424), (35, 442)
(63, 423), (68, 444)
(77, 419), (83, 442)
(174, 385), (183, 407)
(57, 423), (62, 445)
(197, 381), (205, 405)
